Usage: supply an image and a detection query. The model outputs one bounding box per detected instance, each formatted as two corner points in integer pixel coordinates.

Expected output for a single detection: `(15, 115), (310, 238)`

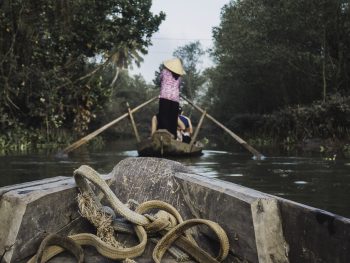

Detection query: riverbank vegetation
(0, 0), (164, 151)
(204, 0), (350, 155)
(1, 0), (349, 156)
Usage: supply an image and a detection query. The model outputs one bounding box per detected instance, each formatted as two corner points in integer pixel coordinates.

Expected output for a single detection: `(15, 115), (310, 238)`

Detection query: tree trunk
(322, 28), (327, 102)
(110, 67), (120, 87)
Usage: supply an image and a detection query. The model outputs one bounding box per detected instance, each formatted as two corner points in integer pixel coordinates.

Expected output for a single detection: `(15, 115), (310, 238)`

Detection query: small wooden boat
(62, 96), (264, 160)
(137, 129), (203, 157)
(1, 157), (349, 263)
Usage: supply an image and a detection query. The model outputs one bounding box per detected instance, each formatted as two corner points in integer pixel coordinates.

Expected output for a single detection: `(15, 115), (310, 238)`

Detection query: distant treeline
(0, 0), (164, 150)
(1, 0), (350, 152)
(204, 0), (350, 147)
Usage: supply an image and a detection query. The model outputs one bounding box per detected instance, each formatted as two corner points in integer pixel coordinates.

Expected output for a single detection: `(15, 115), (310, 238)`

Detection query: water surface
(0, 140), (349, 218)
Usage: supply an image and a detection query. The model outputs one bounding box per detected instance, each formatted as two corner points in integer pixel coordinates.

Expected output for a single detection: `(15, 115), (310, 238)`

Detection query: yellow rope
(29, 165), (230, 263)
(77, 193), (121, 248)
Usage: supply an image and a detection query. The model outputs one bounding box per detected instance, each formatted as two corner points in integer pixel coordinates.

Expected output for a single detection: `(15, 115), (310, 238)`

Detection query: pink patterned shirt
(159, 68), (181, 102)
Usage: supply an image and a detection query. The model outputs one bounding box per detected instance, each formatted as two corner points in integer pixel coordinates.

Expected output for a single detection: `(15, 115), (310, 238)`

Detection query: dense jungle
(0, 0), (350, 157)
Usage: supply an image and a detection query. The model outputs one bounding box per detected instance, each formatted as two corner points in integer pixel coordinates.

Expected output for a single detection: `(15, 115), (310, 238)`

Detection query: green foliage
(343, 144), (350, 158)
(87, 136), (105, 150)
(207, 0), (350, 121)
(229, 94), (350, 143)
(266, 94), (350, 140)
(95, 71), (158, 138)
(0, 0), (164, 147)
(0, 124), (72, 154)
(173, 41), (206, 100)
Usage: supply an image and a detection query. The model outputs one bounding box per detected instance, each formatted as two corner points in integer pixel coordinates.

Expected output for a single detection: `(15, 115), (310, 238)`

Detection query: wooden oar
(60, 96), (157, 154)
(181, 95), (264, 160)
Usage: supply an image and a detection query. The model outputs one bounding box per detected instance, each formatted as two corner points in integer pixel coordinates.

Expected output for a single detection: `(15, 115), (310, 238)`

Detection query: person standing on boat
(178, 106), (193, 144)
(157, 58), (185, 139)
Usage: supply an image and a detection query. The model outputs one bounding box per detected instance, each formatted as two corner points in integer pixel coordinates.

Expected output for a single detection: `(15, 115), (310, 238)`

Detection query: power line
(145, 50), (213, 55)
(148, 52), (174, 54)
(153, 37), (212, 41)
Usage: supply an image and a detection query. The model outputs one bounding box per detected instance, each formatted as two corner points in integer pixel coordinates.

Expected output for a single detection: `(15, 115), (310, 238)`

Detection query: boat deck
(1, 157), (349, 263)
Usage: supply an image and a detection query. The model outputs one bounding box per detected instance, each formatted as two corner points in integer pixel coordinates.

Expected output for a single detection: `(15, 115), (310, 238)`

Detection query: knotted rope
(28, 165), (230, 263)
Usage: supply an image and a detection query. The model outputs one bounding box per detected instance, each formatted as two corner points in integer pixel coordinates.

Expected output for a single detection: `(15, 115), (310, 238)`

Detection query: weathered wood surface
(0, 157), (349, 263)
(137, 130), (203, 157)
(1, 179), (72, 262)
(0, 174), (111, 263)
(277, 197), (350, 263)
(110, 158), (289, 263)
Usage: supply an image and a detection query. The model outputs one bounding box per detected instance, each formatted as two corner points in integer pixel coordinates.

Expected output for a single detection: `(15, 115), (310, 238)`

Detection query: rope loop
(153, 219), (230, 263)
(74, 165), (150, 226)
(143, 213), (171, 234)
(28, 165), (230, 263)
(34, 233), (84, 263)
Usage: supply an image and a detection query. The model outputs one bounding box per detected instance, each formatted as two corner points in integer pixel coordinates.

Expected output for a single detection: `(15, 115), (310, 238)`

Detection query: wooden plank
(126, 102), (141, 143)
(277, 197), (350, 263)
(189, 109), (206, 150)
(250, 198), (289, 263)
(0, 174), (112, 263)
(0, 177), (81, 262)
(0, 176), (69, 197)
(2, 157), (350, 263)
(110, 157), (288, 263)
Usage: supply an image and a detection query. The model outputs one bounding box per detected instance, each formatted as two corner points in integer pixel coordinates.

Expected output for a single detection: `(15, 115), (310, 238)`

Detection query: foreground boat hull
(1, 157), (349, 262)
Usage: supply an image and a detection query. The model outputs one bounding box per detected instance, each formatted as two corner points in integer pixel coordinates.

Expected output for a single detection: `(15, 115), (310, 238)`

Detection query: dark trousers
(158, 98), (179, 139)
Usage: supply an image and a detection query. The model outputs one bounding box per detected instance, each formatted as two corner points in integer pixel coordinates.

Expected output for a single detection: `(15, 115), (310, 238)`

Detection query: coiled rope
(28, 165), (230, 263)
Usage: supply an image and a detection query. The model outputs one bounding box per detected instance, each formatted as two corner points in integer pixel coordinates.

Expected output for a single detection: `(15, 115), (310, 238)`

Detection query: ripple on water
(294, 181), (309, 185)
(191, 166), (218, 178)
(118, 150), (138, 157)
(196, 162), (219, 166)
(203, 150), (230, 155)
(272, 192), (288, 196)
(271, 162), (299, 165)
(58, 160), (79, 164)
(226, 173), (243, 177)
(11, 161), (56, 165)
(202, 172), (219, 178)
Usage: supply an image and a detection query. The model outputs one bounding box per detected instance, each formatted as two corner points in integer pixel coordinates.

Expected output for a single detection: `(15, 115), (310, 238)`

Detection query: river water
(0, 140), (349, 218)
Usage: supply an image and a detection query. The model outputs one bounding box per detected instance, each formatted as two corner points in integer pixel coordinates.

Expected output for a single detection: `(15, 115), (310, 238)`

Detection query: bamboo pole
(126, 102), (140, 143)
(61, 96), (157, 154)
(189, 109), (206, 150)
(181, 95), (264, 160)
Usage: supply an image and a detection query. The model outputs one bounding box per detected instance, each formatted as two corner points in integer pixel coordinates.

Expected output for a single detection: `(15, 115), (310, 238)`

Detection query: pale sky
(130, 0), (231, 83)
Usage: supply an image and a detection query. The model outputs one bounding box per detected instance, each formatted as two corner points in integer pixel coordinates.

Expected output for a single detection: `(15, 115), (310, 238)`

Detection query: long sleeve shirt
(159, 68), (181, 102)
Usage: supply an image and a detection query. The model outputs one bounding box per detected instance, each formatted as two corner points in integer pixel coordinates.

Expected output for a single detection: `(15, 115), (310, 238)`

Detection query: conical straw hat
(163, 58), (185, 75)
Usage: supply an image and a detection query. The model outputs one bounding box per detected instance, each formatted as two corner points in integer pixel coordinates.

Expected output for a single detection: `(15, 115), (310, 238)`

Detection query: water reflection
(179, 149), (350, 218)
(0, 141), (349, 218)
